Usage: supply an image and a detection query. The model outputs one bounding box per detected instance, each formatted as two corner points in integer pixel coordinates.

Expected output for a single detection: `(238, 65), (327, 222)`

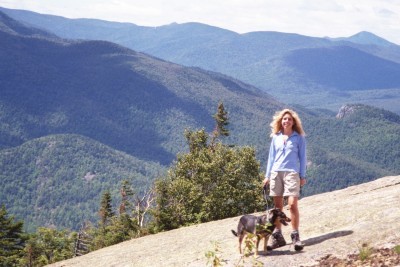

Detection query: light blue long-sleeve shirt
(265, 131), (307, 178)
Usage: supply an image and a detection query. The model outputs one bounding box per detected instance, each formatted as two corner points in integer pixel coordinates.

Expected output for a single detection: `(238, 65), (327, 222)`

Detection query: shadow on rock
(304, 230), (353, 246)
(260, 249), (300, 256)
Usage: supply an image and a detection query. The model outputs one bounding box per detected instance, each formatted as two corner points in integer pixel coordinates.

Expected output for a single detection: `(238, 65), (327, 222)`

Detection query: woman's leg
(287, 196), (304, 250)
(273, 196), (284, 230)
(287, 196), (299, 231)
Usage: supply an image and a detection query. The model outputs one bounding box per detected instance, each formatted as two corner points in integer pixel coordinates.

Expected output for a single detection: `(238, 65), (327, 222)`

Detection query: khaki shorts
(269, 171), (300, 197)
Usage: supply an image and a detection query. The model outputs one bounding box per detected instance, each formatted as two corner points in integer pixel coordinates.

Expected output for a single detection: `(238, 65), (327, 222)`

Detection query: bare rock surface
(48, 175), (400, 267)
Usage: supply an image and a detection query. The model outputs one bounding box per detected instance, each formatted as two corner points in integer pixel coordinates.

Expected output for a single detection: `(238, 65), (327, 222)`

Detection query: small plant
(358, 242), (373, 262)
(394, 245), (400, 254)
(205, 241), (224, 267)
(256, 222), (273, 233)
(234, 234), (263, 267)
(243, 233), (256, 257)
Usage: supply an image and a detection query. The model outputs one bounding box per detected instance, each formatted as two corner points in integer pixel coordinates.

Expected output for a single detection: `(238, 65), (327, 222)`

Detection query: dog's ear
(269, 208), (277, 214)
(277, 210), (286, 217)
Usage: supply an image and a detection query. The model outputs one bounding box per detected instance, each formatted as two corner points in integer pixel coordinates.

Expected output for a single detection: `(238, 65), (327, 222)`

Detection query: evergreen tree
(19, 228), (75, 266)
(0, 205), (25, 266)
(154, 114), (264, 231)
(154, 138), (264, 230)
(91, 189), (142, 250)
(74, 222), (93, 257)
(210, 101), (230, 148)
(184, 128), (208, 153)
(98, 191), (114, 227)
(119, 180), (135, 215)
(213, 101), (230, 137)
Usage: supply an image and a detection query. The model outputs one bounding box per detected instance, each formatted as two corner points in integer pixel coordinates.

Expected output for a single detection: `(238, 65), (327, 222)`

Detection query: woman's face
(281, 113), (294, 131)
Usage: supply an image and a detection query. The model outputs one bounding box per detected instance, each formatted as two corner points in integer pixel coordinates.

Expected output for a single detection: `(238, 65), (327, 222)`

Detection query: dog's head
(269, 208), (291, 226)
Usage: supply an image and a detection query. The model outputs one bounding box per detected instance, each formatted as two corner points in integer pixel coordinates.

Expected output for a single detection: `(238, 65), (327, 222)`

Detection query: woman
(263, 108), (307, 251)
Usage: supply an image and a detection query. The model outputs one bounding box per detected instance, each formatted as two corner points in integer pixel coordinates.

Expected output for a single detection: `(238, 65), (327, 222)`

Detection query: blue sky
(1, 0), (399, 44)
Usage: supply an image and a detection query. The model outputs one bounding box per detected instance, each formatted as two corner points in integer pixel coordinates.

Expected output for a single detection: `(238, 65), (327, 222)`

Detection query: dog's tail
(231, 230), (238, 237)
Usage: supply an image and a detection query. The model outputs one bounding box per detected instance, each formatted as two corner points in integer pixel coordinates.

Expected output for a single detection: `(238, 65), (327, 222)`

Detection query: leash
(263, 184), (271, 211)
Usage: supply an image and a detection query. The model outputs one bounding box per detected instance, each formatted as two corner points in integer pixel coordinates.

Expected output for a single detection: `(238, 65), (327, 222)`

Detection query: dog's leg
(255, 236), (261, 256)
(264, 235), (270, 252)
(238, 235), (244, 254)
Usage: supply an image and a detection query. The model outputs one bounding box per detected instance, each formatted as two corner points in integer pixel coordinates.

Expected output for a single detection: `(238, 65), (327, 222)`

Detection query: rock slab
(48, 175), (400, 267)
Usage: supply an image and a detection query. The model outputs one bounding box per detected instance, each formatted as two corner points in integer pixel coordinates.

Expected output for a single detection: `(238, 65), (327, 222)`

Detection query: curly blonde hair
(269, 109), (305, 137)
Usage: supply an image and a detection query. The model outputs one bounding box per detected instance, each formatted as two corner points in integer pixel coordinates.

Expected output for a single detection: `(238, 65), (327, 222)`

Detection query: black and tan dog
(231, 208), (291, 255)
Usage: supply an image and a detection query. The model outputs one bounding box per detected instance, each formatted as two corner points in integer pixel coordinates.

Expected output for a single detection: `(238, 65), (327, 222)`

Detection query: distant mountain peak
(328, 31), (396, 47)
(347, 31), (396, 46)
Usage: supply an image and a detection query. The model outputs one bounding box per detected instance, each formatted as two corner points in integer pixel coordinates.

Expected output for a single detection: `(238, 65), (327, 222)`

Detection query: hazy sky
(1, 0), (399, 44)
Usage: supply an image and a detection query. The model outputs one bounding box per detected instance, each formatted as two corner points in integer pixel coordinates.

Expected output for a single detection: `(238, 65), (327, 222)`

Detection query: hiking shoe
(267, 230), (286, 250)
(291, 231), (304, 251)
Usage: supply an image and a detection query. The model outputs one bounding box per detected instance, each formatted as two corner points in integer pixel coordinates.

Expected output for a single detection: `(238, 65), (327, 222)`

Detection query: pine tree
(119, 180), (135, 215)
(213, 101), (230, 137)
(211, 101), (230, 147)
(98, 191), (114, 226)
(19, 228), (75, 266)
(0, 205), (26, 266)
(74, 222), (93, 257)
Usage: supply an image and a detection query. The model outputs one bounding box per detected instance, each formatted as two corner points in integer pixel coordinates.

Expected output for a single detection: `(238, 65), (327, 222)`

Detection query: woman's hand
(262, 177), (270, 187)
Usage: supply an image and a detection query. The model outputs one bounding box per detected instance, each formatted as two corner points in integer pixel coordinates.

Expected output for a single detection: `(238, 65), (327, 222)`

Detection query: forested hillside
(0, 11), (399, 231)
(303, 104), (400, 195)
(0, 11), (280, 163)
(0, 134), (164, 232)
(2, 7), (400, 114)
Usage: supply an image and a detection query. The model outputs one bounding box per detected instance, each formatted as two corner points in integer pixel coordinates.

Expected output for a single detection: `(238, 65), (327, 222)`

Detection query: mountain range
(0, 9), (399, 231)
(1, 7), (400, 114)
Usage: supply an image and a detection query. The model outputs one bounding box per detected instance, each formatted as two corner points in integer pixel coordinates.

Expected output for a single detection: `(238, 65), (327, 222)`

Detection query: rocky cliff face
(48, 175), (400, 267)
(336, 104), (364, 119)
